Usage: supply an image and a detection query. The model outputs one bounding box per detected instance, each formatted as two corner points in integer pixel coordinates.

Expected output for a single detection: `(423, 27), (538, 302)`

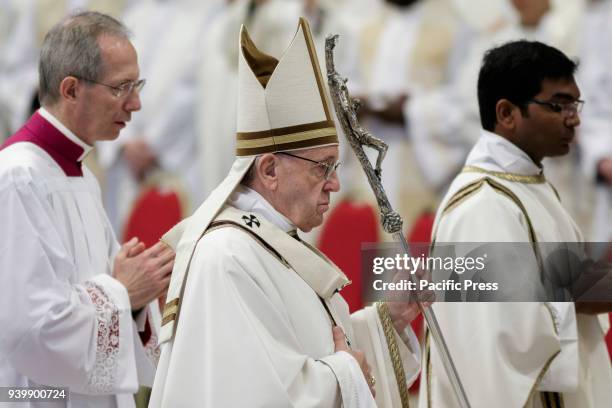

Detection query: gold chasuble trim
(425, 333), (432, 408)
(425, 333), (563, 408)
(540, 391), (564, 408)
(462, 165), (546, 184)
(527, 351), (563, 408)
(376, 302), (410, 408)
(434, 177), (543, 275)
(429, 175), (563, 407)
(161, 313), (176, 327)
(481, 178), (544, 275)
(441, 179), (488, 216)
(162, 298), (180, 326)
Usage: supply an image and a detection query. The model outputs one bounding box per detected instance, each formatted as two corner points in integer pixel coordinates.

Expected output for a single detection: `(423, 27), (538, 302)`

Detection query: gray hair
(38, 11), (131, 106)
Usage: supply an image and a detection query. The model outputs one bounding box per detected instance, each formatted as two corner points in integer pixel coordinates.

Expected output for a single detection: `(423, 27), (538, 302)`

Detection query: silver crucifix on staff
(325, 34), (471, 408)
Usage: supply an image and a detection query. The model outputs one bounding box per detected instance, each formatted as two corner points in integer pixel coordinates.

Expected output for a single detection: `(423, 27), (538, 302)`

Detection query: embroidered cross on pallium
(242, 214), (260, 228)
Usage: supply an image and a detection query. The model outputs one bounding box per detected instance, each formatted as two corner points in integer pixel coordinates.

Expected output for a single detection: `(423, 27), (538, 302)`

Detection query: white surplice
(150, 185), (421, 407)
(420, 130), (612, 407)
(0, 109), (156, 408)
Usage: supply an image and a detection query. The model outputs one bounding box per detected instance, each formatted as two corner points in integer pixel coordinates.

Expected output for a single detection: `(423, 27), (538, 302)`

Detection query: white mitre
(159, 17), (338, 343)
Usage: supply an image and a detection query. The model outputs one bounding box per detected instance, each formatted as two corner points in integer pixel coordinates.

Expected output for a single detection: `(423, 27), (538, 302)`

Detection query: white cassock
(0, 108), (156, 408)
(96, 0), (218, 235)
(150, 185), (421, 407)
(420, 130), (612, 407)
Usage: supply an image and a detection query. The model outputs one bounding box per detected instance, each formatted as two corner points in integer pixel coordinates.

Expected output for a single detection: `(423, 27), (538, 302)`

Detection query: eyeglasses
(526, 99), (585, 117)
(74, 75), (146, 98)
(276, 151), (341, 180)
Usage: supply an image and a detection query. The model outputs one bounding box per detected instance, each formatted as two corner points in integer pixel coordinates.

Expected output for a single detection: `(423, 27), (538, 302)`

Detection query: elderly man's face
(73, 34), (141, 144)
(275, 145), (340, 232)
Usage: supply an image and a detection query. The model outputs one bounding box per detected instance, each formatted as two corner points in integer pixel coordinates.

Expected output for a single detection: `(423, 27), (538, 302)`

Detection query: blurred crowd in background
(2, 0), (612, 249)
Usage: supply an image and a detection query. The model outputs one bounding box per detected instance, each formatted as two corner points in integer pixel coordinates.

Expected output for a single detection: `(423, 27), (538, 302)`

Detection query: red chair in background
(122, 177), (187, 248)
(122, 174), (188, 312)
(122, 185), (184, 248)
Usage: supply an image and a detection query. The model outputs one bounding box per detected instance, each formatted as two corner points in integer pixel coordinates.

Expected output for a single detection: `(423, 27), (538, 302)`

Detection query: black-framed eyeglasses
(73, 75), (146, 98)
(276, 151), (341, 180)
(526, 99), (585, 117)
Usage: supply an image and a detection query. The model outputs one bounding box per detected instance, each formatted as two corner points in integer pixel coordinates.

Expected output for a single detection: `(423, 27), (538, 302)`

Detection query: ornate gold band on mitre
(236, 120), (338, 156)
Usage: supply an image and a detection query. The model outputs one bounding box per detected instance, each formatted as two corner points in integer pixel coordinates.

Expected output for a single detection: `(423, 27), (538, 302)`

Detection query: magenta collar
(1, 112), (85, 177)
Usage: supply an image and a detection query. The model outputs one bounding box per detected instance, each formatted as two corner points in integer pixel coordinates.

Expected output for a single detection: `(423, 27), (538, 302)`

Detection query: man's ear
(256, 153), (279, 190)
(58, 76), (80, 103)
(495, 99), (520, 132)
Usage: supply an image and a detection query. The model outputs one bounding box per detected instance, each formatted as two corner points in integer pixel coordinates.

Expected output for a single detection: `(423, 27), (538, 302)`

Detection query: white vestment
(150, 186), (421, 407)
(420, 130), (612, 407)
(0, 109), (156, 408)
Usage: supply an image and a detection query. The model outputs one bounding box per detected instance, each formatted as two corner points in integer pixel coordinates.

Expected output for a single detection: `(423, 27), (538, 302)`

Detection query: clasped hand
(113, 238), (175, 310)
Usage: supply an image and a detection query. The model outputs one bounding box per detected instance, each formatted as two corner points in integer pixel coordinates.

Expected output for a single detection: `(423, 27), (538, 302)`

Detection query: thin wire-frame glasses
(73, 75), (146, 98)
(526, 99), (585, 117)
(276, 151), (341, 180)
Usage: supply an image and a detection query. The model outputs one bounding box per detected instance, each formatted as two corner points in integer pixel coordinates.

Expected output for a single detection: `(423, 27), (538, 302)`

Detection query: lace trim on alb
(84, 281), (120, 394)
(145, 330), (161, 366)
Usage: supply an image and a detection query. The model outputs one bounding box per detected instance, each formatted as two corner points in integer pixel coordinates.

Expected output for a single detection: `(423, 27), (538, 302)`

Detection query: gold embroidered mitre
(235, 17), (338, 156)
